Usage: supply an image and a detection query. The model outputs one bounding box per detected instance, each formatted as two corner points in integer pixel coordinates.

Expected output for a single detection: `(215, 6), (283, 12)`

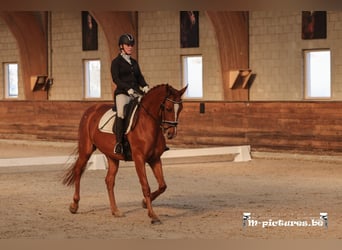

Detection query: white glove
(142, 86), (149, 93)
(127, 88), (134, 96)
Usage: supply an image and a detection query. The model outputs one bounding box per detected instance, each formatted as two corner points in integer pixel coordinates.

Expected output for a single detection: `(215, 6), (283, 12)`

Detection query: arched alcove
(206, 11), (249, 100)
(0, 11), (48, 100)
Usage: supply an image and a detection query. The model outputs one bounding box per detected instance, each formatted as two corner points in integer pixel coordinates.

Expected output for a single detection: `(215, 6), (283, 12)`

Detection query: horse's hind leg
(69, 145), (95, 214)
(105, 157), (124, 217)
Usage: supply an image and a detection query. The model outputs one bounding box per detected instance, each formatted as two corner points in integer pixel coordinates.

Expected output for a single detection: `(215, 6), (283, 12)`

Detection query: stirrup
(114, 142), (124, 154)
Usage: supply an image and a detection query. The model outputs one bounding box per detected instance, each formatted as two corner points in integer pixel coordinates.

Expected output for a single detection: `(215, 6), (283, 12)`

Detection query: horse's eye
(166, 107), (172, 112)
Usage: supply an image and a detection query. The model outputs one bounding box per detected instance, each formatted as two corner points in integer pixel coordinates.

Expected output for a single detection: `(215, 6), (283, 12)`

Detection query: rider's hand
(127, 88), (134, 96)
(142, 86), (149, 94)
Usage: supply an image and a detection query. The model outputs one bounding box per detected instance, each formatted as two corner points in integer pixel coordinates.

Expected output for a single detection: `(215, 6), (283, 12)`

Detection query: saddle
(98, 98), (139, 135)
(98, 98), (139, 161)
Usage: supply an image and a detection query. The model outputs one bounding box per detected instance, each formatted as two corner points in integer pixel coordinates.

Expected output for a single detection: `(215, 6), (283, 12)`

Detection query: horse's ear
(179, 85), (188, 97)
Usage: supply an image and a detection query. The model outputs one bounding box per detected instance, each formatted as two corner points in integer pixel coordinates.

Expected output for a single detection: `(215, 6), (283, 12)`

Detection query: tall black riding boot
(114, 117), (124, 154)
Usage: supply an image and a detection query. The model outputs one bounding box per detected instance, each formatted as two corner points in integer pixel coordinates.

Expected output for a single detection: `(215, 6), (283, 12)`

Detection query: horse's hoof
(151, 218), (162, 225)
(113, 210), (125, 217)
(69, 203), (78, 214)
(142, 199), (147, 209)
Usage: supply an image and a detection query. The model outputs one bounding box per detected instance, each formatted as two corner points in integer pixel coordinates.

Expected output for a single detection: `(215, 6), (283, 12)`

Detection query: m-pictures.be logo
(242, 212), (328, 229)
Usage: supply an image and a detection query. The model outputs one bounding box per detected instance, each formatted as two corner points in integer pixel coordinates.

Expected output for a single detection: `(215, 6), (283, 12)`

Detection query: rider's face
(122, 44), (133, 55)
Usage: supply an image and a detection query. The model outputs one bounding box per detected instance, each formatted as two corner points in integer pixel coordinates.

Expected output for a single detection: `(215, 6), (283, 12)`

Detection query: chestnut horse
(62, 84), (187, 224)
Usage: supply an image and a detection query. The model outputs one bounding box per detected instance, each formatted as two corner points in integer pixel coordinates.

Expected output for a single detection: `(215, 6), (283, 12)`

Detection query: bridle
(139, 94), (183, 131)
(160, 97), (183, 130)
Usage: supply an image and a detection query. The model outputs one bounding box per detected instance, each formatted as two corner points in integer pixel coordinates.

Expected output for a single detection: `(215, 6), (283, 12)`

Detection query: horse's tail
(62, 147), (81, 186)
(62, 104), (100, 186)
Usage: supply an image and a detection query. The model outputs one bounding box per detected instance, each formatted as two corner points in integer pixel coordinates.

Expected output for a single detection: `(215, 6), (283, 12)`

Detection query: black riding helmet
(118, 33), (135, 47)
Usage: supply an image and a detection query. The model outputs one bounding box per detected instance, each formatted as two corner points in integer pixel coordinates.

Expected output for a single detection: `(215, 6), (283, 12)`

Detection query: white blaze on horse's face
(174, 103), (180, 122)
(162, 98), (183, 139)
(171, 103), (180, 138)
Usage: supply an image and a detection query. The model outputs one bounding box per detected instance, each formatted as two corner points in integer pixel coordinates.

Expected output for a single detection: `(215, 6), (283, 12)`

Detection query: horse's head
(160, 84), (187, 139)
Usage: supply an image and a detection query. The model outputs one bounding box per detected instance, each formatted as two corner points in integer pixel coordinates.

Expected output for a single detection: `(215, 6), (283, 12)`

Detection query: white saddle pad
(98, 109), (116, 134)
(98, 106), (138, 134)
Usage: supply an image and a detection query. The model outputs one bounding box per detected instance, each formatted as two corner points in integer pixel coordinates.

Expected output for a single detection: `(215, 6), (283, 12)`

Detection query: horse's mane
(148, 83), (169, 93)
(142, 83), (170, 100)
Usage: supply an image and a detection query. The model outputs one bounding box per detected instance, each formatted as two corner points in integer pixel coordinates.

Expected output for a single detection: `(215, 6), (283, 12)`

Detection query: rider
(111, 33), (149, 154)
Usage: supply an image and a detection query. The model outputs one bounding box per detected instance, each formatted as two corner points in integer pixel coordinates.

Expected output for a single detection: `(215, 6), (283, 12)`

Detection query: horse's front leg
(105, 158), (124, 217)
(134, 156), (161, 224)
(142, 158), (167, 208)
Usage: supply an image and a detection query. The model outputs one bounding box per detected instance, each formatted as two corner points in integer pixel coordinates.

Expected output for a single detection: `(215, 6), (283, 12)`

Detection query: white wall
(0, 18), (24, 100)
(249, 11), (342, 100)
(138, 11), (223, 100)
(50, 11), (112, 101)
(3, 11), (342, 102)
